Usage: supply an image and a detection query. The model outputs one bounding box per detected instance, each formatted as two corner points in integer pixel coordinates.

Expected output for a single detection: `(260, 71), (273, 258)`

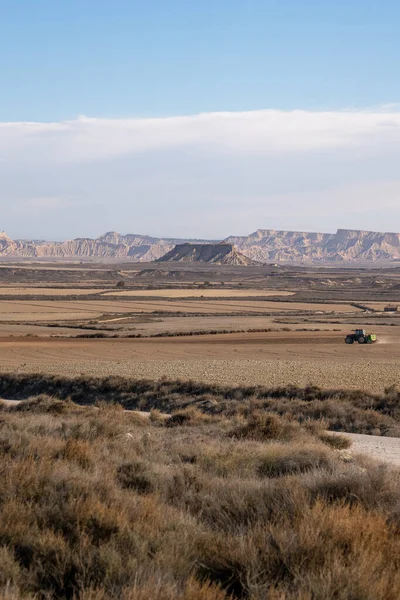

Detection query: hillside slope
(158, 243), (259, 265)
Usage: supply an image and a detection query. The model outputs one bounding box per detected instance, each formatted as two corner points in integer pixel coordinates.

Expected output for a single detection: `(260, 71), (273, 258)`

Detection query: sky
(0, 0), (399, 240)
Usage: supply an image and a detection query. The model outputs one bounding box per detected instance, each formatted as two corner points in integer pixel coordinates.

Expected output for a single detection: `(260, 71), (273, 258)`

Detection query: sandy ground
(0, 331), (398, 392)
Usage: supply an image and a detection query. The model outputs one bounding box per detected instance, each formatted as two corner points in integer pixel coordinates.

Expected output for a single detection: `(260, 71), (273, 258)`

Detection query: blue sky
(0, 1), (399, 239)
(1, 0), (399, 121)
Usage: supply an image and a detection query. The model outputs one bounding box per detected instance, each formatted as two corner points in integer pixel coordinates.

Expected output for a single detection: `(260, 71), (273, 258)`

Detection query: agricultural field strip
(361, 302), (400, 311)
(0, 356), (398, 393)
(0, 288), (112, 296)
(0, 299), (361, 321)
(103, 289), (296, 298)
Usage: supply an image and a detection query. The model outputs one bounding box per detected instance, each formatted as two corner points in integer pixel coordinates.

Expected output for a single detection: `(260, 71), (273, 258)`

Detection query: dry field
(0, 297), (361, 322)
(0, 268), (398, 393)
(0, 287), (109, 296)
(0, 331), (399, 392)
(1, 264), (400, 599)
(360, 301), (400, 311)
(103, 289), (295, 297)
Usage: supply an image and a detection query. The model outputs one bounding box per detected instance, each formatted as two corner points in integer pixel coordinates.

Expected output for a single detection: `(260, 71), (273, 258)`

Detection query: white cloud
(0, 108), (399, 238)
(1, 109), (400, 162)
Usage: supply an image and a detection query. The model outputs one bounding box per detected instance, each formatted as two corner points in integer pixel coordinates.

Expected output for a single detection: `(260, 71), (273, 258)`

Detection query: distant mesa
(157, 243), (262, 266)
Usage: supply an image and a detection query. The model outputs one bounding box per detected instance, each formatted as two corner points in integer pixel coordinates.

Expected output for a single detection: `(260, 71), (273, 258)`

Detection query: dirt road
(335, 432), (400, 467)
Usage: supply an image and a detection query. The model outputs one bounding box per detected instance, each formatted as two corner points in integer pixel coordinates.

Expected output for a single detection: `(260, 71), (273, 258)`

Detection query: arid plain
(2, 259), (400, 600)
(0, 260), (399, 392)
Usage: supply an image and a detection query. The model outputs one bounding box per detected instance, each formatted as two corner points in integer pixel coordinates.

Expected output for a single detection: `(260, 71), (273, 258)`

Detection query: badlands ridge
(1, 228), (400, 263)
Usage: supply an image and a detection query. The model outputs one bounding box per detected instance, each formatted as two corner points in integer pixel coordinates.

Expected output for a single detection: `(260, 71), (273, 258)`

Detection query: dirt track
(334, 432), (400, 467)
(0, 331), (398, 392)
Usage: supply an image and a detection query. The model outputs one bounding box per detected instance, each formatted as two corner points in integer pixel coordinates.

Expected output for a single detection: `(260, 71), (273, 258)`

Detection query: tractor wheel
(366, 338), (372, 344)
(345, 337), (354, 344)
(358, 336), (366, 344)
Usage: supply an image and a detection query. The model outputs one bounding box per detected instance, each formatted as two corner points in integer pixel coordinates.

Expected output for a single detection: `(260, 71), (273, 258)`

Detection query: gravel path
(332, 432), (400, 466)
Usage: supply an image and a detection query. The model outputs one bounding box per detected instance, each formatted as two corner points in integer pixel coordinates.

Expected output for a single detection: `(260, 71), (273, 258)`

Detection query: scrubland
(2, 374), (400, 435)
(0, 266), (399, 598)
(1, 376), (400, 598)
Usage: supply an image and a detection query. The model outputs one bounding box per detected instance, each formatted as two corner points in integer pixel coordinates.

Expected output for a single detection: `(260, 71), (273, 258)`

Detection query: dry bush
(257, 443), (336, 478)
(1, 378), (400, 598)
(62, 438), (93, 470)
(83, 578), (230, 600)
(229, 412), (300, 441)
(1, 374), (399, 435)
(149, 408), (169, 423)
(197, 502), (400, 600)
(305, 462), (400, 511)
(10, 395), (79, 415)
(166, 407), (213, 427)
(198, 443), (272, 478)
(116, 461), (155, 494)
(0, 547), (21, 588)
(318, 431), (351, 449)
(186, 477), (308, 532)
(126, 411), (151, 427)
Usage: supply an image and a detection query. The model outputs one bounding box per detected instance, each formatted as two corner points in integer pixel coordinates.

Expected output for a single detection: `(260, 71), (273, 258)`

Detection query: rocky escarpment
(158, 243), (261, 265)
(1, 228), (400, 263)
(225, 229), (400, 263)
(1, 232), (215, 262)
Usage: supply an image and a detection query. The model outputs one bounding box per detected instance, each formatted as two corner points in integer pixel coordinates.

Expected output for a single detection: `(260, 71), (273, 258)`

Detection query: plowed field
(1, 331), (399, 392)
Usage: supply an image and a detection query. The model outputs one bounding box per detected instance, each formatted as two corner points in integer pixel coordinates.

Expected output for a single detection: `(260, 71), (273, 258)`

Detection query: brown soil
(0, 331), (398, 392)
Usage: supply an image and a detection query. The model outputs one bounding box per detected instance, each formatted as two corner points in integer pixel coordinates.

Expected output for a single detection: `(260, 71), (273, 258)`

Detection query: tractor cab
(345, 329), (377, 345)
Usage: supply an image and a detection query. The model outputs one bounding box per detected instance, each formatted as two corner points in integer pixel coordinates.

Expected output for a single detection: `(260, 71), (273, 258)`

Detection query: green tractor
(345, 329), (377, 345)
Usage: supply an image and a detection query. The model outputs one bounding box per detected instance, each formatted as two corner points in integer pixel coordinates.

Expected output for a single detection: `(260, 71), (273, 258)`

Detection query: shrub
(166, 408), (212, 427)
(116, 461), (155, 494)
(305, 462), (400, 511)
(197, 502), (400, 599)
(0, 546), (21, 588)
(229, 412), (300, 441)
(318, 431), (351, 449)
(258, 444), (335, 478)
(0, 376), (400, 599)
(62, 438), (93, 470)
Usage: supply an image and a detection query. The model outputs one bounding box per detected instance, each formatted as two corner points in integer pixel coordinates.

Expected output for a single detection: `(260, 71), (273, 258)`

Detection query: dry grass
(0, 387), (400, 598)
(1, 374), (399, 435)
